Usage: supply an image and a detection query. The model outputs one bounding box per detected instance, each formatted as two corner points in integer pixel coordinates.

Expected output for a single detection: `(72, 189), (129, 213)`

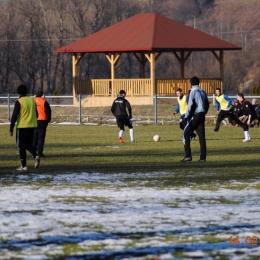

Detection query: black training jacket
(241, 99), (257, 119)
(111, 96), (132, 117)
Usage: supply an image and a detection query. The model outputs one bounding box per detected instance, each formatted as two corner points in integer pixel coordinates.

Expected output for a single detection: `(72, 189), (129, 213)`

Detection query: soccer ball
(153, 134), (161, 142)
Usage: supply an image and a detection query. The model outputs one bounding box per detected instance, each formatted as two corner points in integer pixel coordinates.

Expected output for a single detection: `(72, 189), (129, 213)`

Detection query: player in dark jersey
(111, 90), (135, 143)
(237, 93), (256, 142)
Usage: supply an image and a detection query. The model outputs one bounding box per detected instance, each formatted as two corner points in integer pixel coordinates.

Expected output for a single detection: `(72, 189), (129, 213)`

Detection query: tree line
(0, 0), (259, 95)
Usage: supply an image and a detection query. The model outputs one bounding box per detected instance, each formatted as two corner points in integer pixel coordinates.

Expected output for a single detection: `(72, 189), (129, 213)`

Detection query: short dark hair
(190, 76), (200, 85)
(17, 84), (27, 95)
(35, 88), (43, 97)
(237, 93), (244, 99)
(176, 88), (182, 92)
(216, 88), (221, 91)
(119, 90), (126, 95)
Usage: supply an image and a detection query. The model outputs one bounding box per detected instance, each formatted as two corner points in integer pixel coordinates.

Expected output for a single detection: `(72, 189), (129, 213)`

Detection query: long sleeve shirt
(216, 94), (232, 111)
(111, 96), (132, 117)
(185, 85), (208, 119)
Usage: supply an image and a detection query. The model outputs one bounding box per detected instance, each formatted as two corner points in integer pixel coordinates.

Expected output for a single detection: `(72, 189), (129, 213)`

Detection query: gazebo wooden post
(106, 53), (121, 95)
(181, 51), (185, 78)
(72, 53), (78, 104)
(173, 51), (192, 80)
(144, 52), (155, 96)
(144, 51), (157, 122)
(111, 54), (115, 79)
(111, 54), (115, 97)
(151, 52), (155, 96)
(220, 50), (224, 92)
(72, 53), (85, 105)
(212, 50), (224, 92)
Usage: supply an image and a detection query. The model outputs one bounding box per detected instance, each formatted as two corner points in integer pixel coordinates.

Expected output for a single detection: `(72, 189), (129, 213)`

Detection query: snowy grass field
(1, 124), (260, 259)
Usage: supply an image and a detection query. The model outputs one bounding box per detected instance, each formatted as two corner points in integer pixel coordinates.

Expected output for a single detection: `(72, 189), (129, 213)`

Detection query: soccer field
(0, 124), (260, 259)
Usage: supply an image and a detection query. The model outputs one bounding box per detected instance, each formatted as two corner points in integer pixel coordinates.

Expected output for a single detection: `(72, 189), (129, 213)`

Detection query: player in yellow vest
(173, 88), (196, 140)
(214, 88), (234, 132)
(9, 85), (40, 171)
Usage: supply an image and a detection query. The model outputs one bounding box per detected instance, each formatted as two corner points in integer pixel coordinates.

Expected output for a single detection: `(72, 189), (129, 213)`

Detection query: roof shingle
(55, 13), (241, 53)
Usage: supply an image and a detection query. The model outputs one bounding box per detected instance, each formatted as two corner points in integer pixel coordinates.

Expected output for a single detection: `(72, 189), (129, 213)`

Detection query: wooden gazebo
(55, 13), (242, 107)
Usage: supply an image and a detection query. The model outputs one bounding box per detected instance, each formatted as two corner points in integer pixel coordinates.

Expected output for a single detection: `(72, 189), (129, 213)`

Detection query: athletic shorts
(16, 128), (35, 150)
(116, 116), (133, 129)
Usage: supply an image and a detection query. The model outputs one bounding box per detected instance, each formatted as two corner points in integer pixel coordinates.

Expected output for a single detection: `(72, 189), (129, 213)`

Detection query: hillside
(184, 0), (260, 93)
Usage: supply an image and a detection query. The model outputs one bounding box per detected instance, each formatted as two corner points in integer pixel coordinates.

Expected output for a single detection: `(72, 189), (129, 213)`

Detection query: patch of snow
(0, 172), (260, 259)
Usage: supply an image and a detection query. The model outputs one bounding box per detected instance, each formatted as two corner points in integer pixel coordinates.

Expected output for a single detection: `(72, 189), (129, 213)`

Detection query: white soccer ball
(153, 134), (161, 142)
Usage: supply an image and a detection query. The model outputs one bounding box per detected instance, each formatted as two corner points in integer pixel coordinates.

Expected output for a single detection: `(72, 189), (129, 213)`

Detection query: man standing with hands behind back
(181, 76), (209, 163)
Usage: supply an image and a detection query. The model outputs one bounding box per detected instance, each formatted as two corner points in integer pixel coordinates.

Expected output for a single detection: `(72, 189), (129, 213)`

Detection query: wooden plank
(75, 78), (220, 98)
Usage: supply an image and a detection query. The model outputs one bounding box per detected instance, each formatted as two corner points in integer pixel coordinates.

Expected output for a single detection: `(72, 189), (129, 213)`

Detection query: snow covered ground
(0, 172), (260, 259)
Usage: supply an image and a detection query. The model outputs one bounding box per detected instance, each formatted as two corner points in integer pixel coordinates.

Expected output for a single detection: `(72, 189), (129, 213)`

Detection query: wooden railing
(156, 78), (222, 95)
(112, 79), (152, 96)
(75, 78), (222, 96)
(75, 79), (110, 95)
(75, 79), (152, 96)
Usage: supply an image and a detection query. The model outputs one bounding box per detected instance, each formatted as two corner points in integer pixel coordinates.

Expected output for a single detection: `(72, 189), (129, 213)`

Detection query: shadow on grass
(1, 139), (260, 177)
(1, 156), (260, 185)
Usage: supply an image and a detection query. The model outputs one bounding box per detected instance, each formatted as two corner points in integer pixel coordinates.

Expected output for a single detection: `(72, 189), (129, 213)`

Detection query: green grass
(0, 103), (218, 123)
(1, 121), (259, 259)
(1, 124), (260, 188)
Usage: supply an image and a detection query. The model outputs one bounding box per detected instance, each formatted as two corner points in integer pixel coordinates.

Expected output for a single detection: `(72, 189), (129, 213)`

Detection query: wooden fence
(75, 78), (222, 96)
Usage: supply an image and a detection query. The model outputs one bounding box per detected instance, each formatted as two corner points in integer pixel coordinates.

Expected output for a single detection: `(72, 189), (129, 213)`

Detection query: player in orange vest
(33, 89), (52, 157)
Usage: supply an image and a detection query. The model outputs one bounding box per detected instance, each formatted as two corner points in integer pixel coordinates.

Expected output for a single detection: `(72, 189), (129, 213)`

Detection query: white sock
(119, 130), (124, 138)
(129, 128), (134, 141)
(248, 130), (251, 140)
(244, 131), (249, 140)
(222, 119), (227, 126)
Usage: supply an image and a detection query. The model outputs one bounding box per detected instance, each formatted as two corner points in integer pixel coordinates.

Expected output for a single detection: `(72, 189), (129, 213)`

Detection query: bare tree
(0, 0), (258, 95)
(114, 0), (141, 22)
(67, 0), (92, 38)
(0, 0), (19, 93)
(49, 0), (72, 93)
(140, 0), (171, 14)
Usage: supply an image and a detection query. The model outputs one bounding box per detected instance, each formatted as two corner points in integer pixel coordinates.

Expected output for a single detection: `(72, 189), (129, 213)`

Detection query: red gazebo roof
(55, 13), (241, 53)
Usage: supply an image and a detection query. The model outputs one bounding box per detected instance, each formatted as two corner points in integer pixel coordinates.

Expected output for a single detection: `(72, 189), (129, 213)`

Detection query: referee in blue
(181, 77), (209, 162)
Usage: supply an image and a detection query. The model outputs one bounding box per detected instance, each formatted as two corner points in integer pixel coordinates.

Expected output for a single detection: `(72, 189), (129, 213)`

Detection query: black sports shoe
(214, 128), (218, 132)
(198, 159), (206, 162)
(180, 157), (192, 162)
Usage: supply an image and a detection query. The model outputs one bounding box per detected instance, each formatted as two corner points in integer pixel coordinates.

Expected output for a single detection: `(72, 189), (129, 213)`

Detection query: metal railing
(0, 95), (73, 121)
(1, 94), (259, 124)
